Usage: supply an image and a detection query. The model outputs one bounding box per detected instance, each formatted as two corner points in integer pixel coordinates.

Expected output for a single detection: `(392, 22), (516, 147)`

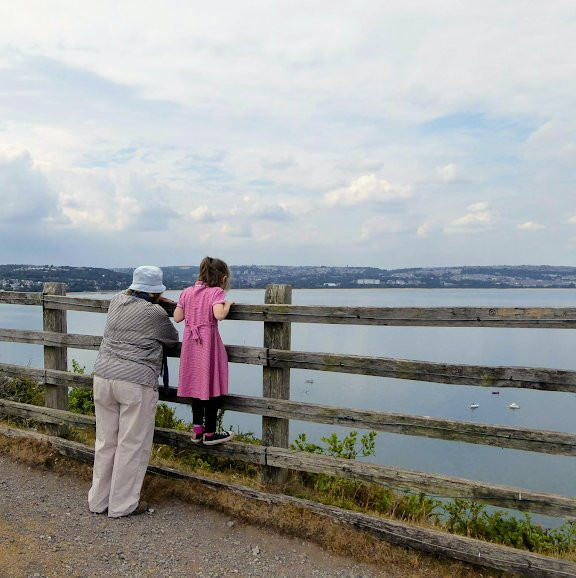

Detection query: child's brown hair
(198, 257), (231, 290)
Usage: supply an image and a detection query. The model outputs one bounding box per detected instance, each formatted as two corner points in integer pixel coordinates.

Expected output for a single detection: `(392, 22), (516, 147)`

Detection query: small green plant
(0, 375), (44, 405)
(291, 430), (377, 460)
(0, 374), (45, 429)
(289, 431), (406, 515)
(67, 360), (95, 415)
(155, 403), (189, 430)
(230, 428), (261, 445)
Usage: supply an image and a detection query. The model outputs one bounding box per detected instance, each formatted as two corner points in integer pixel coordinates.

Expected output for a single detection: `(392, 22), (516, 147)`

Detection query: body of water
(2, 288), (576, 504)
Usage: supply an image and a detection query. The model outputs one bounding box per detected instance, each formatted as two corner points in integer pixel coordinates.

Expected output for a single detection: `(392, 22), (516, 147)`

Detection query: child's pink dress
(177, 282), (228, 400)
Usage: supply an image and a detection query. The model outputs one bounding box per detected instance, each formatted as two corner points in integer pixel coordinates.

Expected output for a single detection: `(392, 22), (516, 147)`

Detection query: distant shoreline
(3, 264), (576, 292)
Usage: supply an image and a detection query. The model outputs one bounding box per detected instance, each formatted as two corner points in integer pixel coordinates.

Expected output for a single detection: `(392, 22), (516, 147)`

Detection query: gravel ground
(0, 455), (394, 578)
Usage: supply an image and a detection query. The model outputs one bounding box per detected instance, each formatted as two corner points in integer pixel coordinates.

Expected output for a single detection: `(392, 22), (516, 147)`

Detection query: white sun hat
(128, 265), (166, 293)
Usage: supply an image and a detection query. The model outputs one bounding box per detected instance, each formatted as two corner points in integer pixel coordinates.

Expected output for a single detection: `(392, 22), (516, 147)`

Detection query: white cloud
(525, 119), (576, 162)
(325, 175), (411, 207)
(220, 222), (252, 238)
(436, 163), (457, 182)
(517, 221), (544, 231)
(416, 221), (435, 239)
(445, 202), (493, 235)
(190, 205), (216, 223)
(58, 170), (177, 232)
(567, 216), (576, 225)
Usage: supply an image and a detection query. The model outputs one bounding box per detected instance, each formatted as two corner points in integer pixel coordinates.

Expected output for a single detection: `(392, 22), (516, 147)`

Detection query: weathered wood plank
(0, 400), (264, 463)
(1, 426), (573, 576)
(42, 294), (110, 313)
(3, 364), (576, 456)
(43, 283), (68, 416)
(266, 446), (576, 519)
(225, 345), (268, 366)
(4, 291), (576, 328)
(0, 426), (96, 462)
(262, 284), (292, 485)
(3, 368), (572, 457)
(44, 368), (93, 388)
(0, 399), (95, 429)
(220, 395), (576, 456)
(3, 326), (575, 393)
(268, 349), (576, 392)
(228, 304), (576, 328)
(153, 427), (266, 464)
(0, 291), (42, 306)
(0, 330), (268, 366)
(0, 363), (94, 388)
(0, 328), (103, 349)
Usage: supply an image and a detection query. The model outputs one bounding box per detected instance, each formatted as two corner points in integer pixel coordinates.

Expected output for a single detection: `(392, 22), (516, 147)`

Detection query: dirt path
(0, 455), (403, 578)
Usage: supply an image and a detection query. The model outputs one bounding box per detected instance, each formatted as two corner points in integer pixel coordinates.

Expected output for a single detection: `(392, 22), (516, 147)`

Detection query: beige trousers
(88, 376), (158, 517)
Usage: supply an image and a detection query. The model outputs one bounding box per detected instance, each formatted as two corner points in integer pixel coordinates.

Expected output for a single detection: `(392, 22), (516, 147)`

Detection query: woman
(88, 265), (179, 517)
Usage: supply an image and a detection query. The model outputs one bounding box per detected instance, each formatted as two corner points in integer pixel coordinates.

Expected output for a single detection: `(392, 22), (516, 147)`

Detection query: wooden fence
(2, 283), (576, 576)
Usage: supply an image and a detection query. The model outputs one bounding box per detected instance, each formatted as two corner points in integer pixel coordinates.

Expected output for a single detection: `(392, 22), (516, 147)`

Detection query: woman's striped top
(94, 292), (179, 388)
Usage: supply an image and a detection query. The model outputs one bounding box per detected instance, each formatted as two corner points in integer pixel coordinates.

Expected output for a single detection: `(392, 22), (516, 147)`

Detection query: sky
(0, 1), (575, 269)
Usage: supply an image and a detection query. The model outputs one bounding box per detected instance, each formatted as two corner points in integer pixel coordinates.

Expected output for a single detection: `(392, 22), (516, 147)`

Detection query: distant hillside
(2, 264), (576, 292)
(0, 265), (131, 292)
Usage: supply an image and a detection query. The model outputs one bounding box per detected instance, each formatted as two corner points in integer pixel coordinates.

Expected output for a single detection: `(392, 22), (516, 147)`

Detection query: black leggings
(192, 397), (222, 433)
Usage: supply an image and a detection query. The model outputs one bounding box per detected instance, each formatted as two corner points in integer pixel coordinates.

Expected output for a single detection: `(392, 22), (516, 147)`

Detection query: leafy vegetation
(443, 499), (576, 554)
(289, 431), (576, 555)
(67, 360), (95, 415)
(0, 374), (45, 430)
(0, 374), (44, 406)
(289, 431), (437, 523)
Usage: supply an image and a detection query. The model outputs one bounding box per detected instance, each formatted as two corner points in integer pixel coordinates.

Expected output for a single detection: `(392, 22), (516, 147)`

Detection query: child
(174, 257), (235, 445)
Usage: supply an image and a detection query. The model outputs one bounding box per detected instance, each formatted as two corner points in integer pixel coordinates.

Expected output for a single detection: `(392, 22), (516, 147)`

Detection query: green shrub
(155, 403), (189, 430)
(291, 430), (377, 460)
(0, 375), (44, 405)
(287, 431), (423, 518)
(68, 388), (95, 415)
(68, 360), (95, 415)
(442, 499), (576, 553)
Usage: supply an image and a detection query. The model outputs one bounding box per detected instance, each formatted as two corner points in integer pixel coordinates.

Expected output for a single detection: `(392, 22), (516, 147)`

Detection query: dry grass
(0, 430), (511, 578)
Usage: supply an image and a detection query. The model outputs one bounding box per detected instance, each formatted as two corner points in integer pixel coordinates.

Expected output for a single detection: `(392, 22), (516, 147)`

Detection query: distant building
(356, 279), (381, 285)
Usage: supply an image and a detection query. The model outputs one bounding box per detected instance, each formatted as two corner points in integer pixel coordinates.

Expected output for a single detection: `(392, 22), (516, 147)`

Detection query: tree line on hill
(1, 264), (576, 292)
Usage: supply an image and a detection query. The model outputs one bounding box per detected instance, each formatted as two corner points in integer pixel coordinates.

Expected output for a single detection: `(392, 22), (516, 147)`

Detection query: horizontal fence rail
(3, 327), (576, 393)
(4, 291), (576, 327)
(229, 304), (576, 328)
(3, 362), (576, 458)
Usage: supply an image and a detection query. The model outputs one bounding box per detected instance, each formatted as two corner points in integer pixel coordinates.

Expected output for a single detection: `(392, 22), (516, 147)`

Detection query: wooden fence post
(43, 283), (68, 425)
(262, 283), (292, 485)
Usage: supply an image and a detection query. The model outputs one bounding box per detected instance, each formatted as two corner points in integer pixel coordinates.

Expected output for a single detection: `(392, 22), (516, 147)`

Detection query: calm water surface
(2, 288), (576, 502)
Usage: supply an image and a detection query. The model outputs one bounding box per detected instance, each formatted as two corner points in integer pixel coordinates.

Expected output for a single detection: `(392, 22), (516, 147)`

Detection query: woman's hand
(157, 296), (177, 317)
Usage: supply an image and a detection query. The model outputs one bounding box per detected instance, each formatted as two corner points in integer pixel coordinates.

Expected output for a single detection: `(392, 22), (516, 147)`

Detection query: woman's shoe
(128, 501), (148, 516)
(203, 431), (234, 446)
